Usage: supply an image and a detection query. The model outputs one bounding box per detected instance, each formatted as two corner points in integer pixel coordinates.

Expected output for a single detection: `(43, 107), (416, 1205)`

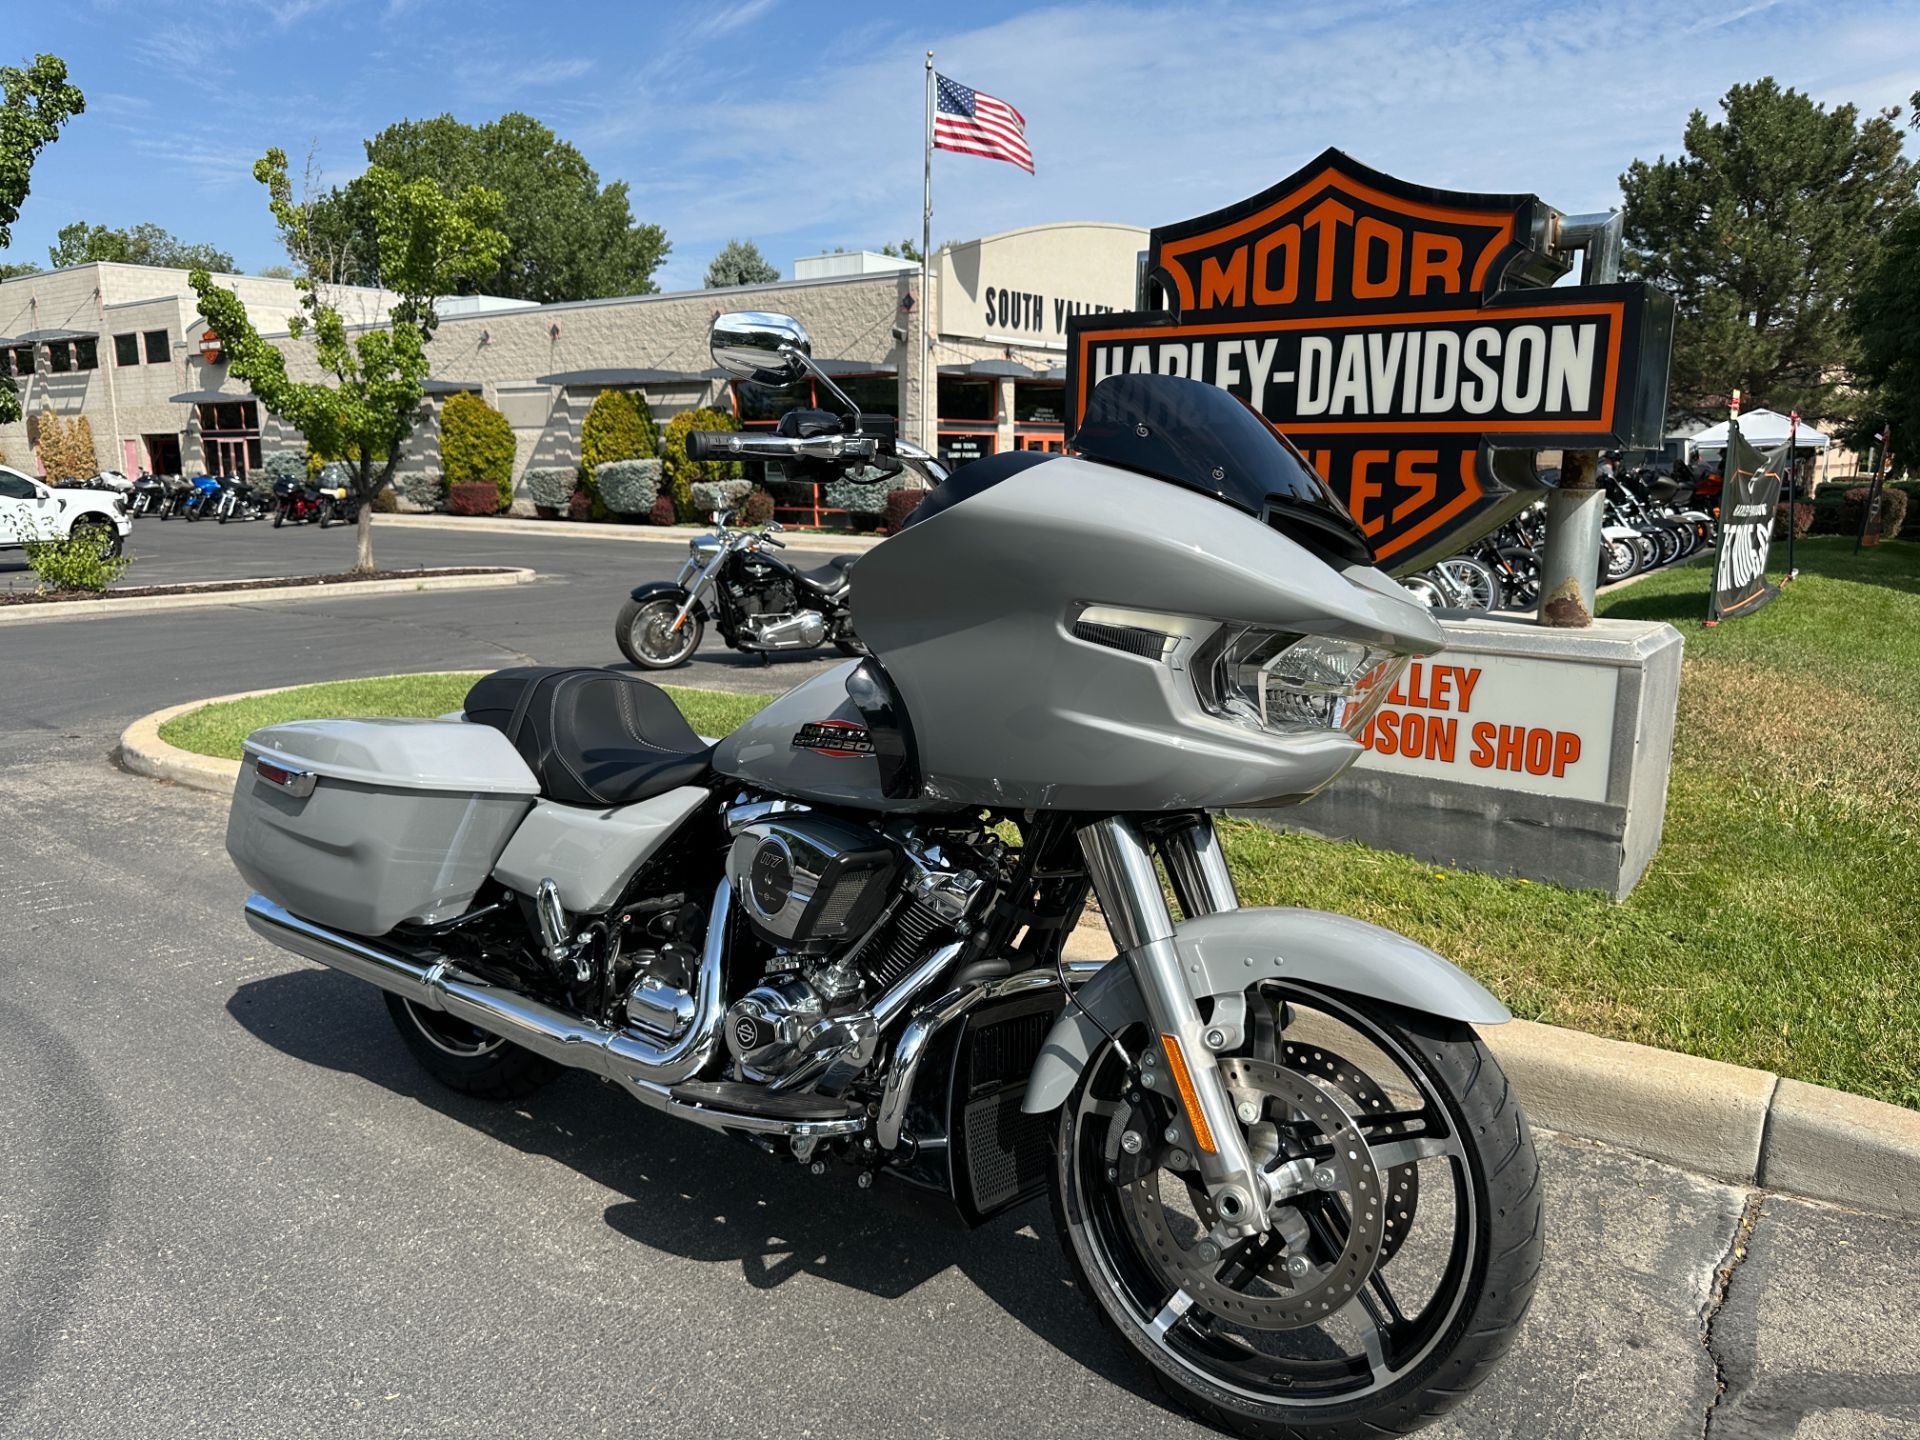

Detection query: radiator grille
(1071, 620), (1172, 660)
(963, 1093), (1052, 1213)
(965, 1008), (1054, 1094)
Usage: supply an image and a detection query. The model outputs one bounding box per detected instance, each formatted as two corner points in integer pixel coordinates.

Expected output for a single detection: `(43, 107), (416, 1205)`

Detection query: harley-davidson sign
(1065, 150), (1675, 570)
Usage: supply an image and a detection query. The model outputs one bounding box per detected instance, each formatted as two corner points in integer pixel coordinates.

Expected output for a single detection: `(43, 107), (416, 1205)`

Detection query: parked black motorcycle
(616, 510), (864, 669)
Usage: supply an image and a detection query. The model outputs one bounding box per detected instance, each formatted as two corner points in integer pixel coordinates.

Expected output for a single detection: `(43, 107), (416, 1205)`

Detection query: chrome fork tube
(1079, 816), (1268, 1236)
(1159, 816), (1238, 919)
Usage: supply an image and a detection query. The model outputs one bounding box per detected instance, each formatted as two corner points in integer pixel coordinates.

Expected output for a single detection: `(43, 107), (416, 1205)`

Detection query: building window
(114, 333), (141, 367)
(73, 337), (98, 371)
(198, 400), (261, 478)
(937, 431), (998, 468)
(936, 376), (995, 423)
(1013, 380), (1065, 425)
(4, 346), (31, 378)
(143, 328), (170, 364)
(47, 343), (71, 374)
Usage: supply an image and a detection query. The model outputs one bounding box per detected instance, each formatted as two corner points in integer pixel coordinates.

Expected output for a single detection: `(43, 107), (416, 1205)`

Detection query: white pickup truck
(0, 465), (132, 558)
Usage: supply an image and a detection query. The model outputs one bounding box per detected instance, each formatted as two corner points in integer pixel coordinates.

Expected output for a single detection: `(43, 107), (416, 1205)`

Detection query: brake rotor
(1280, 1040), (1421, 1265)
(1114, 1057), (1385, 1331)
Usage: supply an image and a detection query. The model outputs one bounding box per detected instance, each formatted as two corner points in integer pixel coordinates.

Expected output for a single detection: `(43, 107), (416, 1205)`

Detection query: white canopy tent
(1682, 407), (1831, 452)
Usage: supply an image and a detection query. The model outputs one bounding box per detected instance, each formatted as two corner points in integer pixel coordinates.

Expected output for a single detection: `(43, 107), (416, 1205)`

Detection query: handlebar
(684, 430), (880, 464)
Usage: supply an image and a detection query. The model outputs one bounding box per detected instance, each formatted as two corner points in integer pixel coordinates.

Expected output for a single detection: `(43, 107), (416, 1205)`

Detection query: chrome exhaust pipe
(242, 879), (734, 1092)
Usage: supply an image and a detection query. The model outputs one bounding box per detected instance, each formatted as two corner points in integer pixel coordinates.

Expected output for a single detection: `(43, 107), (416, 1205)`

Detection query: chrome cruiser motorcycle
(231, 311), (1540, 1439)
(614, 509), (864, 670)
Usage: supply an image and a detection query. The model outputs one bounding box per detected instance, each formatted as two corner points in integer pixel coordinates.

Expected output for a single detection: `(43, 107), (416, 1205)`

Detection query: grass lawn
(158, 673), (770, 759)
(1226, 537), (1920, 1109)
(165, 537), (1918, 1106)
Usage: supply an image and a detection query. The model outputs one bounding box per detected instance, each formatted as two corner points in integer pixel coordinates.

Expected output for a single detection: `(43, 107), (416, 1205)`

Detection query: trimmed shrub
(441, 392), (516, 511)
(596, 458), (663, 515)
(649, 495), (678, 526)
(260, 451), (306, 487)
(567, 489), (594, 522)
(371, 486), (398, 514)
(1773, 501), (1814, 540)
(690, 478), (753, 515)
(740, 488), (775, 526)
(524, 467), (576, 514)
(392, 471), (442, 511)
(1840, 484), (1911, 541)
(20, 533), (130, 593)
(661, 408), (743, 519)
(34, 409), (97, 481)
(581, 389), (659, 518)
(882, 487), (925, 532)
(447, 481), (499, 516)
(823, 475), (889, 516)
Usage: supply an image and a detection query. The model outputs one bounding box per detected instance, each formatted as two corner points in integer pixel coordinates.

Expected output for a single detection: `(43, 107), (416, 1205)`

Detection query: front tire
(382, 992), (560, 1100)
(71, 519), (122, 560)
(1050, 985), (1541, 1440)
(616, 594), (703, 669)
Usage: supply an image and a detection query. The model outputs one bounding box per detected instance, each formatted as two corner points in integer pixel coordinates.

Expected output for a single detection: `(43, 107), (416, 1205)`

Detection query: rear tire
(382, 992), (560, 1100)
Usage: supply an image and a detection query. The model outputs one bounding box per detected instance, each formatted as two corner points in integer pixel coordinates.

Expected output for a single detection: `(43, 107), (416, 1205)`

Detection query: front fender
(1022, 907), (1508, 1114)
(628, 580), (709, 620)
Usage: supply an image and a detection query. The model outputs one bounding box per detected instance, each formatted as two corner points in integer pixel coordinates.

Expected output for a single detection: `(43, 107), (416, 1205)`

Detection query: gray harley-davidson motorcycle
(230, 311), (1539, 1438)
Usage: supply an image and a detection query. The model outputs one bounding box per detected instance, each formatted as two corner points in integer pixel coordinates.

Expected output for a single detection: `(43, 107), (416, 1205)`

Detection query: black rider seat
(796, 554), (860, 591)
(463, 667), (712, 806)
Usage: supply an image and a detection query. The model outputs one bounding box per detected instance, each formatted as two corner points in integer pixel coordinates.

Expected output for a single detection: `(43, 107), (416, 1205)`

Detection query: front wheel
(1051, 983), (1541, 1439)
(71, 519), (123, 560)
(616, 594), (703, 669)
(1599, 536), (1639, 584)
(1431, 556), (1500, 614)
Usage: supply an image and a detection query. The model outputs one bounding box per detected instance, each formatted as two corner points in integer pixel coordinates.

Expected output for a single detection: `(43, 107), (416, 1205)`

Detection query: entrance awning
(940, 359), (1040, 379)
(535, 366), (720, 387)
(170, 389), (252, 404)
(814, 359), (896, 376)
(422, 378), (483, 395)
(10, 327), (96, 343)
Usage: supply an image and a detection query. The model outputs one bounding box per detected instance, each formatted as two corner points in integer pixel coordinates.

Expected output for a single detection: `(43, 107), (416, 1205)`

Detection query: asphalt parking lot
(3, 515), (1919, 1439)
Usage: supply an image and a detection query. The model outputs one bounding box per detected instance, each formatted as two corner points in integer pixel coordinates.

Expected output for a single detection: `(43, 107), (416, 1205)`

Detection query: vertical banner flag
(1854, 424), (1893, 553)
(1710, 421), (1791, 621)
(933, 75), (1034, 173)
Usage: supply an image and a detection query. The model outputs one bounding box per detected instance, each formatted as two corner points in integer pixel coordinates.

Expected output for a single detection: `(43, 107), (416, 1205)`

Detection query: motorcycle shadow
(225, 965), (1170, 1413)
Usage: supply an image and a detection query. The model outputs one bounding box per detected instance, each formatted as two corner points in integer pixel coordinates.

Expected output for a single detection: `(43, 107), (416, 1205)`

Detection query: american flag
(933, 74), (1033, 173)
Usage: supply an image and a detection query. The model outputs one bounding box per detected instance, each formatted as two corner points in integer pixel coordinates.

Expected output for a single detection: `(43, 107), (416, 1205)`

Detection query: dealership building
(0, 221), (1149, 512)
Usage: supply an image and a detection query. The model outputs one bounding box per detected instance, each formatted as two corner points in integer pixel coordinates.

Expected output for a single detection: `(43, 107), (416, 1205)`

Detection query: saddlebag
(227, 718), (540, 937)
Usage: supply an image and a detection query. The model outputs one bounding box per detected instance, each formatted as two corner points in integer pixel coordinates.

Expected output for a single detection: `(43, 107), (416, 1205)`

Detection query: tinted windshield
(1072, 373), (1372, 565)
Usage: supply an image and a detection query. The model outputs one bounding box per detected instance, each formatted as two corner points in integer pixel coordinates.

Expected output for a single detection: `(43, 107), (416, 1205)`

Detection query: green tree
(191, 148), (508, 573)
(48, 220), (235, 272)
(305, 113), (667, 302)
(255, 263), (295, 279)
(1621, 77), (1916, 424)
(704, 239), (779, 288)
(0, 259), (37, 279)
(0, 53), (84, 425)
(880, 239), (923, 262)
(439, 391), (516, 511)
(1850, 91), (1920, 463)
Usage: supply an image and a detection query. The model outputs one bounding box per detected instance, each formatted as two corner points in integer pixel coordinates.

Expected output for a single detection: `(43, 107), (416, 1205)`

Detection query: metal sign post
(1535, 211), (1623, 628)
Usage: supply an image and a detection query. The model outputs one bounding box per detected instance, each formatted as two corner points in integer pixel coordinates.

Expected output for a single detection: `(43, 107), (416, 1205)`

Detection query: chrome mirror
(710, 312), (811, 386)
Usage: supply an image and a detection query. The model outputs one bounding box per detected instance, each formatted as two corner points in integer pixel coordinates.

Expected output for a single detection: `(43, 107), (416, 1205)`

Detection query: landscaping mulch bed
(0, 567), (513, 607)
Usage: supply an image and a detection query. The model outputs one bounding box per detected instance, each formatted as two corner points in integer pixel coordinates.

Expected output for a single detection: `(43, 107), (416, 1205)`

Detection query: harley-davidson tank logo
(1065, 148), (1673, 571)
(791, 720), (875, 758)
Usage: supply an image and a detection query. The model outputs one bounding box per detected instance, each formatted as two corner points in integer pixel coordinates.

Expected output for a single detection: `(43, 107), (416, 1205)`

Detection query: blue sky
(5, 0), (1916, 292)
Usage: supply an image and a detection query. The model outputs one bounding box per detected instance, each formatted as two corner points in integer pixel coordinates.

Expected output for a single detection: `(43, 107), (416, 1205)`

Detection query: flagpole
(1785, 411), (1799, 581)
(922, 51), (935, 454)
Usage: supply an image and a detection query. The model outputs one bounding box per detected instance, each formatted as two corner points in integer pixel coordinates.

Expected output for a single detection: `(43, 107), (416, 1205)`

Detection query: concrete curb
(0, 567), (537, 628)
(117, 673), (492, 795)
(1062, 922), (1920, 1218)
(378, 513), (888, 552)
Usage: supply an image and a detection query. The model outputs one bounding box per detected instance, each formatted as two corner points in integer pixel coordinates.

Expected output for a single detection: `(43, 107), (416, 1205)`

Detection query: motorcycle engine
(722, 810), (998, 1084)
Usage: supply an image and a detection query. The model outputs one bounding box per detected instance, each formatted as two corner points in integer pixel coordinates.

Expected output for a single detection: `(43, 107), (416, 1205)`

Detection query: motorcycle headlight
(1194, 626), (1407, 737)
